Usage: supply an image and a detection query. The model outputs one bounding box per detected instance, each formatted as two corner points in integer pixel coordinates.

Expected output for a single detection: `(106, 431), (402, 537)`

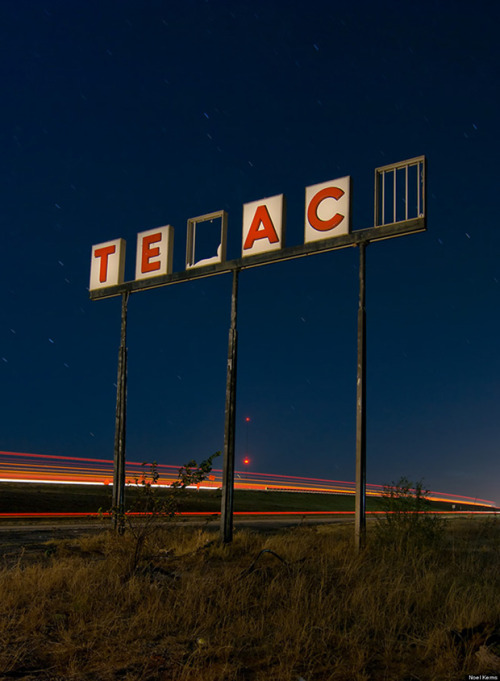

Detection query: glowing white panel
(135, 225), (174, 280)
(242, 194), (285, 257)
(89, 238), (126, 290)
(304, 176), (351, 243)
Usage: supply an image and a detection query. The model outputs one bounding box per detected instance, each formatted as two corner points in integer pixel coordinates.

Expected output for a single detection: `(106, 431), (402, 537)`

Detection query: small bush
(110, 453), (220, 577)
(375, 476), (446, 549)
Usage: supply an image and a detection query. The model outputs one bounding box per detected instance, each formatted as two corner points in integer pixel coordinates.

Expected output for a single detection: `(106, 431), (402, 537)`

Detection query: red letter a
(243, 205), (279, 251)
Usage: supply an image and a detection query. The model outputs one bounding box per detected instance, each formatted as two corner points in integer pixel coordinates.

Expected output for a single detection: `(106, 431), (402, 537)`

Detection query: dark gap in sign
(396, 167), (406, 223)
(191, 217), (223, 265)
(407, 163), (419, 221)
(382, 171), (394, 225)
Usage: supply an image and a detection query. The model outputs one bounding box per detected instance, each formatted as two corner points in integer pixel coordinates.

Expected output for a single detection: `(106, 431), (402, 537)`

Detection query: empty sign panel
(374, 156), (426, 227)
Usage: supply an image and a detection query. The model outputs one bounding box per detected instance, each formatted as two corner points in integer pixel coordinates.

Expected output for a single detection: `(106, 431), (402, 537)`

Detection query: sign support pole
(355, 242), (367, 551)
(113, 290), (129, 533)
(221, 268), (239, 543)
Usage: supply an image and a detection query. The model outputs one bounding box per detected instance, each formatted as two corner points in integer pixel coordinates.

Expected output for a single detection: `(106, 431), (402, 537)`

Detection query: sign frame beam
(90, 217), (425, 300)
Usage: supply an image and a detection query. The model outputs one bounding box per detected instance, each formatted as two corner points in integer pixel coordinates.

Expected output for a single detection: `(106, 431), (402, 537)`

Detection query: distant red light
(243, 458), (250, 465)
(245, 417), (250, 422)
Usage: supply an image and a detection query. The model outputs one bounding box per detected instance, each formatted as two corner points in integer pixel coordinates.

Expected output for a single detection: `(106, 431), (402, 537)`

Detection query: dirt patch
(0, 525), (106, 568)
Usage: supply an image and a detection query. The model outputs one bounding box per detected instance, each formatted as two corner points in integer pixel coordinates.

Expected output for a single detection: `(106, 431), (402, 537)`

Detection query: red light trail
(0, 511), (496, 520)
(0, 450), (496, 508)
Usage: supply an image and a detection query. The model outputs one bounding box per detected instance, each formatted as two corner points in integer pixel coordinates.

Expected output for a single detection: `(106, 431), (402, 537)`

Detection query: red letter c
(307, 186), (345, 232)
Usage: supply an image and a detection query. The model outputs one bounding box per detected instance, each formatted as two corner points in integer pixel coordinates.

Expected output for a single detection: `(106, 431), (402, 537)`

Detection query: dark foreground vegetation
(0, 516), (499, 680)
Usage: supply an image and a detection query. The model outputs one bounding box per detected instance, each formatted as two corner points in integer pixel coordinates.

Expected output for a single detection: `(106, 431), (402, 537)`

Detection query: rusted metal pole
(355, 242), (367, 551)
(221, 269), (239, 543)
(113, 291), (129, 532)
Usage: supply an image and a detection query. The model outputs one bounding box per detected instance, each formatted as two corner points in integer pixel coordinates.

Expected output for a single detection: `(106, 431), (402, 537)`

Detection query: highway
(0, 449), (496, 509)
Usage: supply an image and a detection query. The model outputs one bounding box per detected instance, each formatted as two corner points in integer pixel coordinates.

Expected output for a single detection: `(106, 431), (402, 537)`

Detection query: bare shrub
(109, 453), (219, 578)
(375, 476), (446, 550)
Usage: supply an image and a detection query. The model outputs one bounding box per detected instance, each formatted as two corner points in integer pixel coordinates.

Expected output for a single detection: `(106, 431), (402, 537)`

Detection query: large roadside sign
(90, 156), (426, 548)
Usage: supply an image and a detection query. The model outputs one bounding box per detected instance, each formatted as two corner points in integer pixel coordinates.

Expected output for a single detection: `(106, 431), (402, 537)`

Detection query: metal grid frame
(374, 155), (426, 227)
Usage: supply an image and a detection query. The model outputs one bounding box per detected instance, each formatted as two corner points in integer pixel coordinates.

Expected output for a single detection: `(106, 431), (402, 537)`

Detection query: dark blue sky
(1, 1), (499, 503)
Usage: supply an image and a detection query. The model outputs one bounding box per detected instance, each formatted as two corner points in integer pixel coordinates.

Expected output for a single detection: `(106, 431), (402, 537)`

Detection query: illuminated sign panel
(89, 238), (126, 290)
(135, 226), (174, 280)
(89, 176), (367, 289)
(242, 194), (285, 257)
(304, 176), (351, 243)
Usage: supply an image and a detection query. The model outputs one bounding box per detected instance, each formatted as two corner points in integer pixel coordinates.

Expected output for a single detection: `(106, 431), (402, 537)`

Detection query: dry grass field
(0, 515), (499, 681)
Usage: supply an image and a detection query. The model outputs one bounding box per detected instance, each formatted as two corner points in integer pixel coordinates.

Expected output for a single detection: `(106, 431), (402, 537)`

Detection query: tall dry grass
(0, 517), (499, 680)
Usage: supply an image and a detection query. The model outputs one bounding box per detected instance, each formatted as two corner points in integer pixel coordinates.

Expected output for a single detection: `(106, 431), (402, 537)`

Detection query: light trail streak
(0, 450), (496, 508)
(0, 511), (497, 520)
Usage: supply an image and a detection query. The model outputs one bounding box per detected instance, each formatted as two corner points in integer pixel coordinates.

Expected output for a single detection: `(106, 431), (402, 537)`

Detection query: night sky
(1, 1), (499, 504)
